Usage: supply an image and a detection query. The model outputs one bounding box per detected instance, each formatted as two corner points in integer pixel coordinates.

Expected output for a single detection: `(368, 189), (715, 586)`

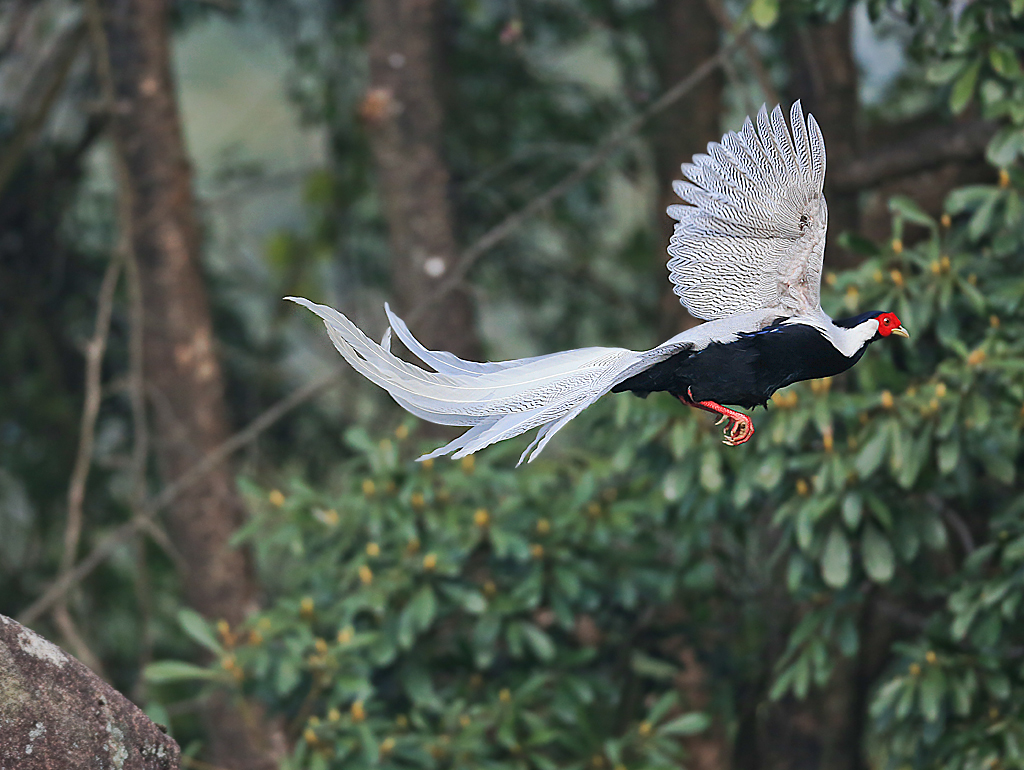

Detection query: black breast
(613, 322), (865, 409)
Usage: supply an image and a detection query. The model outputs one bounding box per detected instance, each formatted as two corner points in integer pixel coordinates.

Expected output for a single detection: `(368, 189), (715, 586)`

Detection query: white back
(666, 102), (828, 321)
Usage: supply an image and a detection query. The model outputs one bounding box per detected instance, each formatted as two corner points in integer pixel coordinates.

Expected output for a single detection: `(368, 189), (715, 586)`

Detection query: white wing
(667, 101), (828, 321)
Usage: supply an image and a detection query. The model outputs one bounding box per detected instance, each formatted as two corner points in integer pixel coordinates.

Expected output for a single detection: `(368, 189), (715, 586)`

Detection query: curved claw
(678, 393), (755, 447)
(721, 414), (754, 446)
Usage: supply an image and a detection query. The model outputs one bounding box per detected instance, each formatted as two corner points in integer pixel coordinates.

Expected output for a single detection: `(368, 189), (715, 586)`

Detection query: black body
(613, 317), (876, 408)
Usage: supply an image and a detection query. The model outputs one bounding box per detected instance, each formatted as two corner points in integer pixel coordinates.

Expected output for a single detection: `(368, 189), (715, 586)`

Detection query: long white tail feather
(383, 303), (544, 376)
(287, 297), (686, 463)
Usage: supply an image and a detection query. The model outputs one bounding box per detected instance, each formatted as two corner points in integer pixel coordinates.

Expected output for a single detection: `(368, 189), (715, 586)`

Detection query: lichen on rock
(0, 614), (180, 769)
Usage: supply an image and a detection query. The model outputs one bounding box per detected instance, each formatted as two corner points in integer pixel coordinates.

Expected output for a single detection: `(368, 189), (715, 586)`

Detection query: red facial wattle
(876, 312), (902, 337)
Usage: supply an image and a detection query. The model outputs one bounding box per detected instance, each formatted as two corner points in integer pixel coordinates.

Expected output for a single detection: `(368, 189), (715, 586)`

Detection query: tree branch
(831, 120), (996, 192)
(405, 37), (742, 328)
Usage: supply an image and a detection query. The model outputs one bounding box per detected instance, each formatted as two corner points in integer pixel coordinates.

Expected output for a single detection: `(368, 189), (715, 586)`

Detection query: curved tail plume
(287, 298), (660, 464)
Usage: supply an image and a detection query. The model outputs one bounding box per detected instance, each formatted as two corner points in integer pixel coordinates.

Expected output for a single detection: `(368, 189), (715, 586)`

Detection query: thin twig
(53, 603), (109, 676)
(52, 251), (121, 675)
(404, 37), (743, 328)
(61, 254), (122, 575)
(17, 367), (343, 625)
(702, 0), (778, 107)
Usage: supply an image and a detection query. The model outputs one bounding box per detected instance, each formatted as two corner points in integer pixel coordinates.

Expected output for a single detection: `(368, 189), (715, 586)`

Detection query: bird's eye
(883, 317), (891, 325)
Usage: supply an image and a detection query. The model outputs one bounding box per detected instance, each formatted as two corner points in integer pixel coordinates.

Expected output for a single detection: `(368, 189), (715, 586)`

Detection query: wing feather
(668, 101), (828, 320)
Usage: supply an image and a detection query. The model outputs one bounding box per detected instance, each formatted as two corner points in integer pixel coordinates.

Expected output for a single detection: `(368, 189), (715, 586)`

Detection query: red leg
(679, 388), (754, 446)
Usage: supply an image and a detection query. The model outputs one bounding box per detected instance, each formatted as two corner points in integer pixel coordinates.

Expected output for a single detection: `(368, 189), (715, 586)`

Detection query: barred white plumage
(666, 102), (827, 320)
(291, 101), (909, 460)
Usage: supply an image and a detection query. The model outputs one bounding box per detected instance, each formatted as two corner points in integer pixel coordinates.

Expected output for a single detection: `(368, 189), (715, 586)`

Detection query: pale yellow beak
(891, 326), (910, 338)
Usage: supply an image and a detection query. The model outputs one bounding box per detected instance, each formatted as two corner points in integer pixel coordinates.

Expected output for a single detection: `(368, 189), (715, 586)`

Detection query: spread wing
(666, 102), (828, 321)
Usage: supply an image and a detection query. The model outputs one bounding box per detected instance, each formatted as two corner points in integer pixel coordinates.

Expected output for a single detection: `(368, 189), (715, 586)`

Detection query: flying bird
(290, 102), (908, 464)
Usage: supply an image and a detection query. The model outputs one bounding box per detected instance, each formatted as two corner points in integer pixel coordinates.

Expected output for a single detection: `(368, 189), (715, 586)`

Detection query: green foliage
(154, 165), (1024, 762)
(154, 88), (1024, 762)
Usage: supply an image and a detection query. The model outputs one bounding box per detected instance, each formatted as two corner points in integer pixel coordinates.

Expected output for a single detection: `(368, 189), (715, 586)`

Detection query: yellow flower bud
(999, 168), (1010, 188)
(380, 737), (396, 754)
(359, 565), (373, 585)
(881, 390), (894, 409)
(483, 580), (497, 597)
(315, 637), (328, 654)
(411, 491), (426, 509)
(421, 458), (434, 470)
(366, 542), (381, 557)
(638, 721), (652, 737)
(321, 508), (339, 526)
(337, 626), (354, 644)
(300, 596), (315, 618)
(459, 714), (471, 728)
(362, 479), (376, 497)
(890, 269), (904, 287)
(304, 728), (318, 745)
(423, 553), (438, 570)
(891, 238), (903, 254)
(935, 382), (947, 398)
(268, 489), (285, 507)
(967, 349), (987, 366)
(990, 315), (1000, 328)
(909, 663), (921, 676)
(329, 708), (342, 722)
(395, 714), (409, 729)
(499, 688), (512, 703)
(941, 213), (951, 228)
(925, 650), (937, 664)
(536, 518), (551, 534)
(474, 508), (490, 527)
(795, 479), (809, 496)
(351, 700), (366, 722)
(395, 424), (409, 440)
(461, 455), (476, 473)
(530, 543), (545, 559)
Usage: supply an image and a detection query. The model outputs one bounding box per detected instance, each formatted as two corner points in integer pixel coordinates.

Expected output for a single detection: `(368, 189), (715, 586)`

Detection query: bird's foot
(714, 410), (754, 446)
(681, 391), (755, 446)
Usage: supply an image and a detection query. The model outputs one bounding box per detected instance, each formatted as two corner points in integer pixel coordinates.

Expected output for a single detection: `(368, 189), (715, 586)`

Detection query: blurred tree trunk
(650, 0), (723, 338)
(95, 1), (284, 767)
(362, 0), (482, 359)
(773, 19), (866, 767)
(786, 12), (860, 271)
(646, 4), (728, 768)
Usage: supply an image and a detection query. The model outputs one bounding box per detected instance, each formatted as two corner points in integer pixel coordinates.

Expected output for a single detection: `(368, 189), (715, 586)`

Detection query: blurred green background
(1, 0), (1023, 768)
